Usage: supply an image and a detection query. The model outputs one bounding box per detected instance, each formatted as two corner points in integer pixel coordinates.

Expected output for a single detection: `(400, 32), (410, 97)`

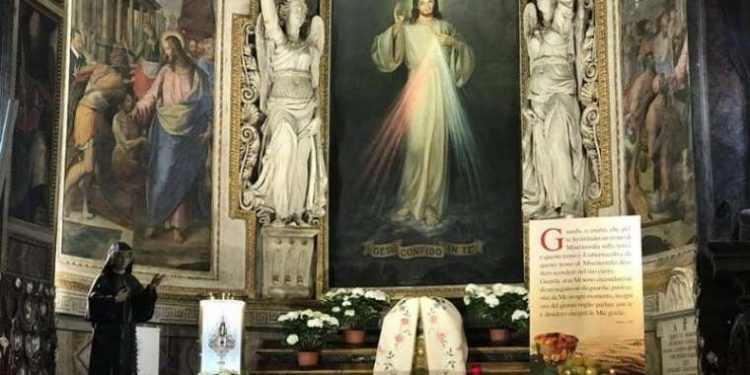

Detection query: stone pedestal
(650, 267), (698, 375)
(654, 310), (698, 375)
(260, 226), (318, 299)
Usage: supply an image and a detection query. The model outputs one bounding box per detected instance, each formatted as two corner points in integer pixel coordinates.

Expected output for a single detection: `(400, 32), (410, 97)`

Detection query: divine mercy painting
(329, 0), (523, 288)
(60, 0), (216, 271)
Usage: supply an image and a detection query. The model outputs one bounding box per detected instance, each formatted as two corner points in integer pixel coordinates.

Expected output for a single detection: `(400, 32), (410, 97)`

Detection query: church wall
(58, 0), (703, 372)
(0, 0), (263, 373)
(1, 224), (57, 375)
(0, 0), (728, 373)
(0, 0), (62, 369)
(703, 0), (750, 241)
(55, 312), (277, 374)
(0, 4), (59, 375)
(693, 0), (750, 373)
(56, 314), (205, 375)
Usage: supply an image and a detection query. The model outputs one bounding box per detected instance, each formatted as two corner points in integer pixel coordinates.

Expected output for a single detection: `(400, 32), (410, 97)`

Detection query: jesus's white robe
(371, 19), (474, 224)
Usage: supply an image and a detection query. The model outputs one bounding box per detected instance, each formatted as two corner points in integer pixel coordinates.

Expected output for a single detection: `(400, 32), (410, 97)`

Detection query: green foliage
(277, 310), (339, 351)
(322, 288), (391, 329)
(463, 283), (529, 331)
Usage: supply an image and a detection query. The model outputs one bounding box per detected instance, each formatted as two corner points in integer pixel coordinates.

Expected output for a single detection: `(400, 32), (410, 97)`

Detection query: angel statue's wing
(308, 15), (325, 88)
(574, 2), (588, 89)
(255, 14), (271, 113)
(522, 3), (538, 45)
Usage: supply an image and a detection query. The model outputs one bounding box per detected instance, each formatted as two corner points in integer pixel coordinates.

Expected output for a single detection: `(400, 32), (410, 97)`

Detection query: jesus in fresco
(370, 0), (475, 228)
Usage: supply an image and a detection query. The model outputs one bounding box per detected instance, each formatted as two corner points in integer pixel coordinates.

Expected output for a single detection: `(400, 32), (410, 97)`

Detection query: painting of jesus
(369, 0), (475, 228)
(59, 0), (217, 271)
(328, 0), (523, 289)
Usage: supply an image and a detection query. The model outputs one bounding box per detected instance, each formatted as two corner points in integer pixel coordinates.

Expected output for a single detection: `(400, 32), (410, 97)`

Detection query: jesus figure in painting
(371, 0), (475, 228)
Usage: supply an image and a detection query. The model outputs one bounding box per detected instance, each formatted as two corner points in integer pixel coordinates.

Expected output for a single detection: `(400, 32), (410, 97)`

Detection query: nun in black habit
(86, 241), (165, 375)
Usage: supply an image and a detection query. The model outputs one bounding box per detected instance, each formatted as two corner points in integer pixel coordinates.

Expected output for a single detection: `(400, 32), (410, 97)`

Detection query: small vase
(489, 328), (511, 345)
(343, 329), (366, 344)
(297, 351), (319, 367)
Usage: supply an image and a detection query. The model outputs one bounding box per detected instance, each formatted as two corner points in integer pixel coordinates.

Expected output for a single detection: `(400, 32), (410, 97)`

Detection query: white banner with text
(529, 216), (645, 375)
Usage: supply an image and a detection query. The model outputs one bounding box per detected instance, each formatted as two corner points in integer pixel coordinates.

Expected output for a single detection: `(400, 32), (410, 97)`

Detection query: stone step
(256, 344), (530, 366)
(247, 361), (530, 374)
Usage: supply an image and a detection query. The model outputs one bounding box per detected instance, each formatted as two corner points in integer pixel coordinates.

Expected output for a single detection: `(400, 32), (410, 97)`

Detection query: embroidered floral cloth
(374, 297), (467, 375)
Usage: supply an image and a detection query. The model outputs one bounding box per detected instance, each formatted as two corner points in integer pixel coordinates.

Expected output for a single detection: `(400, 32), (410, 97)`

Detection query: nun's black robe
(85, 257), (156, 375)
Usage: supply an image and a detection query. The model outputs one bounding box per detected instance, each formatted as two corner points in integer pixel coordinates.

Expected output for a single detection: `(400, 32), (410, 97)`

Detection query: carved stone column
(75, 0), (84, 31)
(101, 0), (110, 45)
(128, 0), (134, 48)
(260, 227), (318, 299)
(116, 0), (123, 45)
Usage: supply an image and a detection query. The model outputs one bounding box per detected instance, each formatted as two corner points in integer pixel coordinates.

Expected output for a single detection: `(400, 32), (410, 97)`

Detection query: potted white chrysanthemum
(277, 309), (339, 367)
(322, 288), (391, 344)
(196, 371), (238, 375)
(463, 283), (529, 345)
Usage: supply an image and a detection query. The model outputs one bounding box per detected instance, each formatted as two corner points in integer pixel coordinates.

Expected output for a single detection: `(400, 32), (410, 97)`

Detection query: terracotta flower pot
(297, 351), (319, 367)
(489, 328), (511, 345)
(344, 329), (366, 344)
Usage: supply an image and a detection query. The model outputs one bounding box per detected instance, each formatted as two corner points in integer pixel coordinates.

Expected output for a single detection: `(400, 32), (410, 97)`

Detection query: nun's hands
(149, 274), (165, 288)
(115, 288), (130, 303)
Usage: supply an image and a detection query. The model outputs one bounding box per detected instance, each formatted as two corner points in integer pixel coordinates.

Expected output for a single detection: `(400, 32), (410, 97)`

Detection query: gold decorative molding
(523, 223), (529, 288)
(13, 0), (64, 231)
(55, 270), (253, 302)
(230, 14), (260, 220)
(55, 288), (315, 326)
(55, 289), (202, 325)
(585, 0), (614, 215)
(229, 14), (260, 298)
(54, 2), (259, 313)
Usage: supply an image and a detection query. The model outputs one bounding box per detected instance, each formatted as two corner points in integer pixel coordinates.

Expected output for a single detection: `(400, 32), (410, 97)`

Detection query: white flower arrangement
(322, 288), (391, 329)
(512, 309), (529, 321)
(197, 370), (239, 375)
(277, 310), (339, 351)
(464, 283), (529, 331)
(286, 334), (299, 345)
(511, 309), (530, 332)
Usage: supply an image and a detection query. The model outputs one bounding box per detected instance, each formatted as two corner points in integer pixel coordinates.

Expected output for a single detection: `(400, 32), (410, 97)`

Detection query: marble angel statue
(521, 0), (586, 219)
(251, 0), (328, 225)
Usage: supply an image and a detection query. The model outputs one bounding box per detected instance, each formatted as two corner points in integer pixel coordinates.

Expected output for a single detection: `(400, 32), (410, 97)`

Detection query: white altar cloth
(374, 297), (467, 375)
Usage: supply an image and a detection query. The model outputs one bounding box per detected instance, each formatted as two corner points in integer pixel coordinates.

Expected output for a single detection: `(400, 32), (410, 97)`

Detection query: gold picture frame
(54, 1), (257, 320)
(7, 0), (64, 230)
